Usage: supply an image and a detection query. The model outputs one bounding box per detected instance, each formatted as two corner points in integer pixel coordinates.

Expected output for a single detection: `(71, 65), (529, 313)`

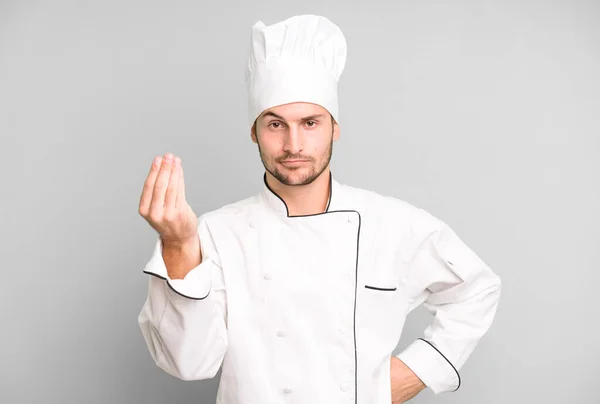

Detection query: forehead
(259, 102), (329, 120)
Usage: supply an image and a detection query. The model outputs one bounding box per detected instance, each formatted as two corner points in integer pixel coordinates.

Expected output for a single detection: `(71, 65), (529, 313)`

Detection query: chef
(137, 14), (502, 404)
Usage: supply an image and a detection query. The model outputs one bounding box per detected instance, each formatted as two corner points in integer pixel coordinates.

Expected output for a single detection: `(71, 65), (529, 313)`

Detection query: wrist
(161, 235), (201, 280)
(162, 234), (198, 250)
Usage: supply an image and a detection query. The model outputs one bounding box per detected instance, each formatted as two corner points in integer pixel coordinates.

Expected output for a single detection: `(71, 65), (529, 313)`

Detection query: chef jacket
(138, 173), (502, 404)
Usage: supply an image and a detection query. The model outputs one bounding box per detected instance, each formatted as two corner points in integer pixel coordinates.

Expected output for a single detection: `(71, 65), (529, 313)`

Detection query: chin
(285, 177), (313, 186)
(274, 168), (318, 186)
(280, 175), (309, 186)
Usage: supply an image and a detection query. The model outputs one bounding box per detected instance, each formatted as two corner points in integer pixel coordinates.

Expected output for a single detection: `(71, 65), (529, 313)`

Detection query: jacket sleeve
(137, 213), (228, 381)
(396, 208), (502, 395)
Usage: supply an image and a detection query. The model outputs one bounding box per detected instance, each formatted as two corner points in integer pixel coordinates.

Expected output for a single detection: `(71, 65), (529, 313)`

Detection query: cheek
(311, 135), (331, 153)
(258, 136), (282, 155)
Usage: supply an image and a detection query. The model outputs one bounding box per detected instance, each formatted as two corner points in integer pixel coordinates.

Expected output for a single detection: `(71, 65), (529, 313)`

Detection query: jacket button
(277, 330), (286, 337)
(283, 387), (292, 394)
(263, 274), (272, 280)
(340, 382), (350, 392)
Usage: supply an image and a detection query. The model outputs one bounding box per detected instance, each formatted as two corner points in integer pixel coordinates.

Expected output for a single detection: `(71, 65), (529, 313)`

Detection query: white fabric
(138, 175), (502, 404)
(245, 14), (347, 127)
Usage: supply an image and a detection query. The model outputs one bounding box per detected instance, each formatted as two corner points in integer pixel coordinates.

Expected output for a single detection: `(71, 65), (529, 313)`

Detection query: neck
(265, 169), (331, 216)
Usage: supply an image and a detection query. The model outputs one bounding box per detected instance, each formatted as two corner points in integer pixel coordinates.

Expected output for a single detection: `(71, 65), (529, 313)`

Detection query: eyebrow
(260, 112), (326, 122)
(261, 111), (285, 121)
(301, 114), (326, 121)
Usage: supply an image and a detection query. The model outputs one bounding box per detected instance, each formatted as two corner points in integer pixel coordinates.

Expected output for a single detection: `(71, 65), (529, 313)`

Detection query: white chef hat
(245, 14), (347, 128)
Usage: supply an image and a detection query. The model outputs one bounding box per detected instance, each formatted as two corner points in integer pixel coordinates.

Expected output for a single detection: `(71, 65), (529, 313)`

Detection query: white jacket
(138, 173), (502, 404)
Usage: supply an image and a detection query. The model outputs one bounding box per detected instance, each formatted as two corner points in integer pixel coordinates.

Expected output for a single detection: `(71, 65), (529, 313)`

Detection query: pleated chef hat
(245, 14), (347, 128)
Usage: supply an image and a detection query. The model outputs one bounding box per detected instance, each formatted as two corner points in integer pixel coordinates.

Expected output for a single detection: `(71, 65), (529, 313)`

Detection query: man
(137, 14), (501, 404)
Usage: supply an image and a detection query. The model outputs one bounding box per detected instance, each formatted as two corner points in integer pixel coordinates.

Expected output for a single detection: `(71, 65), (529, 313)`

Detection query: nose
(282, 126), (302, 154)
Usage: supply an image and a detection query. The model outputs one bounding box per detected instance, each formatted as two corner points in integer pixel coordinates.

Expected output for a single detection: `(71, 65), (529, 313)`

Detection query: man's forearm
(391, 356), (426, 403)
(162, 236), (202, 280)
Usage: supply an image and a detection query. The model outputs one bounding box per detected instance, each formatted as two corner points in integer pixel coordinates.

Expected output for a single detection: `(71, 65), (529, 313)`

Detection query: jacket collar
(261, 171), (342, 217)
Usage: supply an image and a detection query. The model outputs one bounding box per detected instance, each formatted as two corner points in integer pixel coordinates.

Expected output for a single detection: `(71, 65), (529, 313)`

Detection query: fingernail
(153, 156), (161, 166)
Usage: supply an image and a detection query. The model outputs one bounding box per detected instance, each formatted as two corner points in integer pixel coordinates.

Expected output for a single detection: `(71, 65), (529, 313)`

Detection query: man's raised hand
(138, 153), (198, 248)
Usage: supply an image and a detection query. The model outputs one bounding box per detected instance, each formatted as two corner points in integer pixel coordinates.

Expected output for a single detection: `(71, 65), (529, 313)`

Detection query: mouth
(281, 159), (310, 163)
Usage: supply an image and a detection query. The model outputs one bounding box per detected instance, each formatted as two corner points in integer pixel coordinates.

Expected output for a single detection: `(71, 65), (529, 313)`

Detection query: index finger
(139, 156), (162, 213)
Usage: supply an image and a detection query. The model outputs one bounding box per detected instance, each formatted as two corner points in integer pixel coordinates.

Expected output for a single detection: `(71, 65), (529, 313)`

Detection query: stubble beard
(257, 134), (333, 186)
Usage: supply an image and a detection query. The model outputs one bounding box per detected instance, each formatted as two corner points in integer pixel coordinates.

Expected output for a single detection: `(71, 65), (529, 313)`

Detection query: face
(251, 102), (340, 186)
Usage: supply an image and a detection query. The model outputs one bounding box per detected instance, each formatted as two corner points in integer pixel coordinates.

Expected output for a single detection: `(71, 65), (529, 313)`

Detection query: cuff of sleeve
(142, 237), (212, 300)
(396, 338), (461, 395)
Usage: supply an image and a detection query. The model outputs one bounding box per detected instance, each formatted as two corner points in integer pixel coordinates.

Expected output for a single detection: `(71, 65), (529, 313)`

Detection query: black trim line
(324, 171), (332, 212)
(263, 172), (360, 404)
(143, 270), (211, 300)
(364, 285), (397, 291)
(263, 171), (333, 217)
(417, 337), (461, 391)
(352, 212), (361, 404)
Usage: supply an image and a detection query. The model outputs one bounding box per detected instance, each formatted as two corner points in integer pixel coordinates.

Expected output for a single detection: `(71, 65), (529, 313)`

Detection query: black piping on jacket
(262, 171), (333, 217)
(417, 338), (461, 391)
(263, 171), (362, 404)
(264, 171), (462, 395)
(143, 270), (211, 301)
(143, 171), (461, 399)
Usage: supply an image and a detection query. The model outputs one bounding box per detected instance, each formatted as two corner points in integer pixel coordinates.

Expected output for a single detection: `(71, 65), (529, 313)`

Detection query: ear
(332, 120), (340, 141)
(250, 123), (258, 144)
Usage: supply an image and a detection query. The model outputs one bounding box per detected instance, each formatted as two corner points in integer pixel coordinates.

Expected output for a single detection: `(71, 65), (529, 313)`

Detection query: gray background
(2, 0), (598, 403)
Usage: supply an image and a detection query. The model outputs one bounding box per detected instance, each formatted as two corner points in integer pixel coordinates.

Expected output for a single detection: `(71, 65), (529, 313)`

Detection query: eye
(305, 121), (317, 128)
(269, 121), (284, 129)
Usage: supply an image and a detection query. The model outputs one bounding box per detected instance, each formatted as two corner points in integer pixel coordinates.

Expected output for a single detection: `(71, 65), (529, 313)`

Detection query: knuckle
(148, 211), (162, 224)
(163, 208), (176, 222)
